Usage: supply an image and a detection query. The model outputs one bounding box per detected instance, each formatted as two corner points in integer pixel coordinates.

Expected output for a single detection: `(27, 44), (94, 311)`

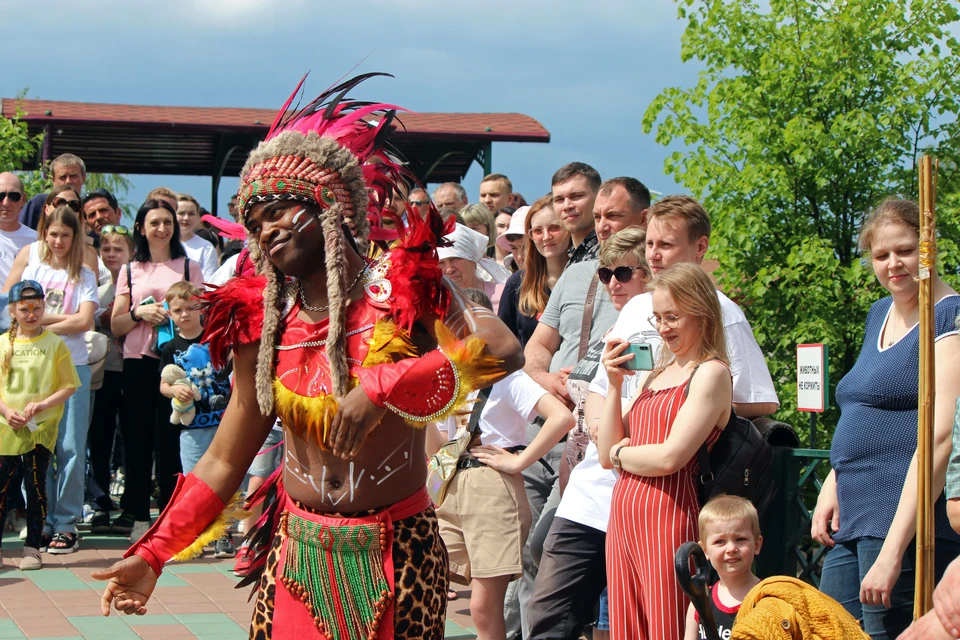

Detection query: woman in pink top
(110, 199), (202, 541)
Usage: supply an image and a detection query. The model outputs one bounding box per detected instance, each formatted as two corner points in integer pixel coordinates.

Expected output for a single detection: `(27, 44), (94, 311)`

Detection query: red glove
(125, 473), (226, 575)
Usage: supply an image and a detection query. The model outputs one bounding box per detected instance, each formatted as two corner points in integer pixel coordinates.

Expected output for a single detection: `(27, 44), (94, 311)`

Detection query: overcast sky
(3, 0), (700, 216)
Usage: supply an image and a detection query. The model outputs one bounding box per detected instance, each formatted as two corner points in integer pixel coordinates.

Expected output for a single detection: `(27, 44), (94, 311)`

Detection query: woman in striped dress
(598, 263), (733, 639)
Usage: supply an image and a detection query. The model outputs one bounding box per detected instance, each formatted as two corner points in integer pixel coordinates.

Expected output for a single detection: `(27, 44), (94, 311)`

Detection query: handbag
(85, 331), (109, 391)
(426, 387), (492, 506)
(559, 273), (601, 494)
(126, 258), (191, 356)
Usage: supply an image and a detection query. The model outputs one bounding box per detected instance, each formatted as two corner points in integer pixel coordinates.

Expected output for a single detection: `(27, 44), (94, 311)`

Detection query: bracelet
(613, 445), (626, 469)
(130, 307), (140, 323)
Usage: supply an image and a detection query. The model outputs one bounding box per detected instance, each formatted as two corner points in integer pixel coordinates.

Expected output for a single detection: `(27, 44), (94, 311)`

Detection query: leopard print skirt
(248, 505), (448, 639)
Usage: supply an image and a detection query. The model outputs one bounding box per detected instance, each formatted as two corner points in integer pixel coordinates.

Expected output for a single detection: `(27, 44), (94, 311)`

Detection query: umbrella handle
(675, 541), (721, 640)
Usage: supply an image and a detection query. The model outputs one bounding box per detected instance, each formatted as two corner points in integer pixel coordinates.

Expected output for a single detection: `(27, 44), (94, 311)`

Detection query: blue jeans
(820, 536), (960, 639)
(45, 364), (92, 535)
(596, 588), (610, 631)
(179, 427), (218, 474)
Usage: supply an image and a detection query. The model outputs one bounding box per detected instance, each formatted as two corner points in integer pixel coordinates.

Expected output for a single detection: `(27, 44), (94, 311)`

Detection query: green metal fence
(757, 447), (832, 585)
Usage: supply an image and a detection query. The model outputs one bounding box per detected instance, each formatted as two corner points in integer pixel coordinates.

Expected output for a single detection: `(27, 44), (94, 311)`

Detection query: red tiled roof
(1, 98), (550, 143)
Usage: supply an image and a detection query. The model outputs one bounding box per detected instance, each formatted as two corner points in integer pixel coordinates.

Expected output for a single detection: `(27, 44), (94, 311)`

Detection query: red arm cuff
(355, 349), (459, 422)
(124, 473), (226, 576)
(354, 322), (504, 424)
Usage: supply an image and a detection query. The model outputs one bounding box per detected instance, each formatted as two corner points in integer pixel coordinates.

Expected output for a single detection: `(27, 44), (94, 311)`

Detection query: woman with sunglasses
(2, 185), (101, 293)
(110, 200), (202, 543)
(20, 205), (100, 554)
(598, 263), (733, 639)
(87, 225), (135, 533)
(498, 196), (569, 347)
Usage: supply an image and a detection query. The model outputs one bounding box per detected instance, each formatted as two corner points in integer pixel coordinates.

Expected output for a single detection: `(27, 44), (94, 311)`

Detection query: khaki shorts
(437, 464), (532, 583)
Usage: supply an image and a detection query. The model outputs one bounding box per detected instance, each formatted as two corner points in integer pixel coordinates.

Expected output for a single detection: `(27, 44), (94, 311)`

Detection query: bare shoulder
(689, 360), (732, 395)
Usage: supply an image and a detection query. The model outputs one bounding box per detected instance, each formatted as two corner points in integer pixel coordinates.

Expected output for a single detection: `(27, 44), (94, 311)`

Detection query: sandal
(447, 589), (459, 601)
(46, 532), (79, 555)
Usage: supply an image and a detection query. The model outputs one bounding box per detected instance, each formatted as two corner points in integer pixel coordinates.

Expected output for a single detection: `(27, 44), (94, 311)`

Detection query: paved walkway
(0, 528), (478, 639)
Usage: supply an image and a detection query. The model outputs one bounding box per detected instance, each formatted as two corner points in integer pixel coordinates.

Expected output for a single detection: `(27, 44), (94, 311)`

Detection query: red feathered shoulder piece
(382, 208), (454, 331)
(202, 274), (268, 370)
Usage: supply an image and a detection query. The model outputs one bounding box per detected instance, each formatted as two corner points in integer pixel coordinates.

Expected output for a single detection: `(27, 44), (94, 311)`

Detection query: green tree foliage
(644, 0), (960, 443)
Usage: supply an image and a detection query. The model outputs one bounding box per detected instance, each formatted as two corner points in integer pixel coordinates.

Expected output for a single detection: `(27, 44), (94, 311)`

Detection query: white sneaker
(129, 520), (151, 543)
(19, 526), (27, 541)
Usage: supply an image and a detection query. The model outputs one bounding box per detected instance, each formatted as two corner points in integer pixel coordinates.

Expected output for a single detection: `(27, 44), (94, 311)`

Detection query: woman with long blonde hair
(598, 262), (732, 639)
(21, 205), (99, 554)
(498, 196), (570, 346)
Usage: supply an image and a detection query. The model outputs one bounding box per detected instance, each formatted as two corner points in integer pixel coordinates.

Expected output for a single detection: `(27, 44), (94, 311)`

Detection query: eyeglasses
(0, 191), (23, 203)
(100, 225), (131, 236)
(648, 314), (684, 328)
(598, 265), (641, 285)
(529, 223), (564, 240)
(409, 199), (430, 206)
(52, 197), (82, 213)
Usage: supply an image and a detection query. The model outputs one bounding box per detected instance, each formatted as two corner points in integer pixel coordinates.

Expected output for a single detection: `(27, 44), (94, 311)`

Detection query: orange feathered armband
(354, 321), (502, 425)
(201, 275), (268, 370)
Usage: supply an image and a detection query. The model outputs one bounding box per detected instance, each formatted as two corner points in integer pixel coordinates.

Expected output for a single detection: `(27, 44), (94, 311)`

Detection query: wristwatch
(612, 445), (626, 469)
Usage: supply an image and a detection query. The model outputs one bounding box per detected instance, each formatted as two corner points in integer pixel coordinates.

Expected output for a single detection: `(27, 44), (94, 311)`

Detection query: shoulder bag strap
(577, 273), (601, 361)
(126, 262), (133, 312)
(183, 257), (191, 281)
(467, 386), (494, 437)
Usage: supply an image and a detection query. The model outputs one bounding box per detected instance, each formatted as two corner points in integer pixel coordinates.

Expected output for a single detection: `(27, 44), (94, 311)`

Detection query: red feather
(201, 275), (267, 370)
(384, 208), (452, 330)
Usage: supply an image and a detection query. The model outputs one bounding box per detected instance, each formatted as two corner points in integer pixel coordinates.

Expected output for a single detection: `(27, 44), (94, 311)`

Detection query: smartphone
(140, 295), (157, 306)
(621, 343), (654, 371)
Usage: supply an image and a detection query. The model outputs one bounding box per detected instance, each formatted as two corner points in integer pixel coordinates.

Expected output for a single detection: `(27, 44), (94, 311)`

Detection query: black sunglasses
(52, 197), (82, 213)
(0, 191), (23, 203)
(597, 265), (641, 285)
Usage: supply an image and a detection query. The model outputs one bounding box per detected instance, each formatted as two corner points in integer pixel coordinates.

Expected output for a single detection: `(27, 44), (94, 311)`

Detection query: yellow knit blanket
(731, 576), (870, 640)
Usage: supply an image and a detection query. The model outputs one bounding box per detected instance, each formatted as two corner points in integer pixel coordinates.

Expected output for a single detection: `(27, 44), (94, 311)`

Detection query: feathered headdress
(236, 73), (412, 414)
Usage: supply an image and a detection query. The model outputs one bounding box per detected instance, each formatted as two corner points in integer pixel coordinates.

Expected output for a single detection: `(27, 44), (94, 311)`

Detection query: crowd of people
(1, 129), (960, 640)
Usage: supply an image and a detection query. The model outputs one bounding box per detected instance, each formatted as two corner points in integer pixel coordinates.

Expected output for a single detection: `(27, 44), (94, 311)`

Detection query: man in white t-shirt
(527, 195), (780, 639)
(175, 193), (218, 281)
(0, 173), (38, 285)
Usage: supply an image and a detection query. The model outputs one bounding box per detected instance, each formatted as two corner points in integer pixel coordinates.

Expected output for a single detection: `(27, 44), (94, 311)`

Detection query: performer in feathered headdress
(93, 74), (523, 639)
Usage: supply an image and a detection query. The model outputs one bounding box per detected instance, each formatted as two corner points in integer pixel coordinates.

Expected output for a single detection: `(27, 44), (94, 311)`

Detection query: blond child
(158, 281), (233, 557)
(684, 495), (763, 640)
(0, 281), (80, 570)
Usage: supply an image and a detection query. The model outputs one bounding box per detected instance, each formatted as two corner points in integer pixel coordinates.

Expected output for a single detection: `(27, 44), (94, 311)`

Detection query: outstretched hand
(92, 555), (158, 616)
(327, 385), (387, 459)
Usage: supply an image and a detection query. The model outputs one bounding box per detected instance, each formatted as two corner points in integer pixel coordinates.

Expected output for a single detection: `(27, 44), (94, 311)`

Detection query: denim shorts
(248, 428), (284, 478)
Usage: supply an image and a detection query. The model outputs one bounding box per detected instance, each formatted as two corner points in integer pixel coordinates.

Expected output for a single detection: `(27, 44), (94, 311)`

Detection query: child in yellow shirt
(0, 281), (79, 570)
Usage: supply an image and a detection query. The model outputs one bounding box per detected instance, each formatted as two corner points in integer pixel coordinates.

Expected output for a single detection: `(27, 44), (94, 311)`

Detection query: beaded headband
(237, 154), (353, 222)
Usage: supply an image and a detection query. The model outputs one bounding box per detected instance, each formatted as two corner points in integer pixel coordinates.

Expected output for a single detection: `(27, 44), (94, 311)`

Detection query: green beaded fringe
(281, 512), (392, 640)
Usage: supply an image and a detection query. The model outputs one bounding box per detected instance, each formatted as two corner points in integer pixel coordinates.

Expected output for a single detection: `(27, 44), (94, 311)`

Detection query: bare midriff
(282, 413), (428, 513)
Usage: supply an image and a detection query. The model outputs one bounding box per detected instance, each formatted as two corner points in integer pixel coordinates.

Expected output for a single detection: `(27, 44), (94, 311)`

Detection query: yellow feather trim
(171, 492), (249, 563)
(273, 379), (342, 449)
(362, 318), (417, 367)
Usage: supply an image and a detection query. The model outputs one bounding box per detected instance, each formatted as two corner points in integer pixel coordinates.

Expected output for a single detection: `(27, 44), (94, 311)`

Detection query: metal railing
(757, 447), (832, 586)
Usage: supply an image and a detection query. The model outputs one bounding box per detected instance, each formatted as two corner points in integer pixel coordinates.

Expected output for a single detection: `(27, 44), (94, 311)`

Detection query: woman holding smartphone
(110, 199), (202, 543)
(598, 262), (732, 639)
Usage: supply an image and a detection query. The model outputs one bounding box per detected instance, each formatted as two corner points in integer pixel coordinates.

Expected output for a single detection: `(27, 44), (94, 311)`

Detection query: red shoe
(233, 546), (255, 577)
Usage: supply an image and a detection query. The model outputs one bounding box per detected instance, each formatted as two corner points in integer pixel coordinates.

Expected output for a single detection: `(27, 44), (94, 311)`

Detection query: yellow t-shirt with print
(0, 330), (80, 455)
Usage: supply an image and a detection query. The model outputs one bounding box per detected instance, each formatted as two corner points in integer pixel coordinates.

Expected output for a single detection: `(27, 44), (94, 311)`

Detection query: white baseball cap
(495, 206), (531, 251)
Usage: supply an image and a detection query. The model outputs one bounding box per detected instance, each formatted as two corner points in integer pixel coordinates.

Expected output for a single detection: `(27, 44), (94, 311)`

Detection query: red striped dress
(606, 382), (721, 640)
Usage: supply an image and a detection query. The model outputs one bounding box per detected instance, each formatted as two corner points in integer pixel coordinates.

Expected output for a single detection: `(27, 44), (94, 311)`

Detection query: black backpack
(684, 364), (777, 515)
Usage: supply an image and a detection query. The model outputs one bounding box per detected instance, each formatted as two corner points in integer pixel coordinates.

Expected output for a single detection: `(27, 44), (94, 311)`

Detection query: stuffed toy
(161, 364), (202, 426)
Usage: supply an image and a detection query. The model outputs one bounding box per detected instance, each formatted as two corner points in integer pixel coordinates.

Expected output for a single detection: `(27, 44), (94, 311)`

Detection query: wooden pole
(915, 154), (938, 619)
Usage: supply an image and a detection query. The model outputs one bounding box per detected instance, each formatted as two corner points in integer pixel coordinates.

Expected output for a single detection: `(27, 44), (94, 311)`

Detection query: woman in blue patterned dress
(812, 198), (960, 639)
